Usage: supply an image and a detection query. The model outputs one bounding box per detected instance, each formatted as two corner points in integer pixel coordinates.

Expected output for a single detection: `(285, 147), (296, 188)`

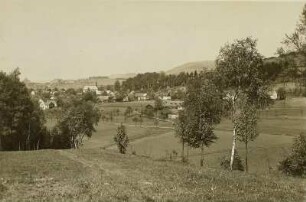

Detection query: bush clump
(114, 124), (129, 154)
(279, 133), (306, 176)
(220, 149), (244, 171)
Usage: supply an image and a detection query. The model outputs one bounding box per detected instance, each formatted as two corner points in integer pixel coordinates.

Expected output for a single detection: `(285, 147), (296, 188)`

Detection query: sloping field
(84, 98), (306, 174)
(0, 149), (304, 201)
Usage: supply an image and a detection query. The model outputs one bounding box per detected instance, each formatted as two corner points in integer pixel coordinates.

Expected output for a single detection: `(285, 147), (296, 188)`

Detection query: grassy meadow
(1, 97), (305, 201)
(0, 149), (304, 201)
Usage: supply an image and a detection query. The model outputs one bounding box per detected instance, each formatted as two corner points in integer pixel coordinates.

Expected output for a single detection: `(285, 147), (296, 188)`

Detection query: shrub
(279, 133), (306, 176)
(220, 150), (244, 171)
(277, 87), (286, 100)
(114, 124), (129, 154)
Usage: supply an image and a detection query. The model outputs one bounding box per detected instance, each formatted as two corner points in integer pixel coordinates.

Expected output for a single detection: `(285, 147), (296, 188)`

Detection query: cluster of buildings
(82, 85), (175, 103)
(30, 90), (59, 111)
(39, 99), (58, 110)
(32, 83), (278, 116)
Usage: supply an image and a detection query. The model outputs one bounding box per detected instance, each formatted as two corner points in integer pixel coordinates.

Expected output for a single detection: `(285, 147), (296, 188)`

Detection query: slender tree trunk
(37, 139), (40, 150)
(71, 136), (75, 149)
(186, 145), (189, 161)
(230, 126), (236, 171)
(0, 136), (2, 151)
(230, 96), (237, 171)
(200, 144), (204, 167)
(245, 141), (248, 173)
(181, 140), (185, 162)
(27, 123), (31, 150)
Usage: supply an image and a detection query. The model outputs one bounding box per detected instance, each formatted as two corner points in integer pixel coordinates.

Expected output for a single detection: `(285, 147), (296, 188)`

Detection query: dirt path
(58, 150), (104, 169)
(57, 150), (123, 176)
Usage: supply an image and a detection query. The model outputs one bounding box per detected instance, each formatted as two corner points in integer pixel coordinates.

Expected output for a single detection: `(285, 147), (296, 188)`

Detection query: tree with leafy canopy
(55, 100), (100, 149)
(277, 4), (306, 86)
(0, 69), (46, 151)
(114, 124), (129, 154)
(175, 110), (191, 162)
(215, 37), (271, 171)
(235, 102), (259, 173)
(82, 91), (99, 103)
(154, 97), (163, 111)
(280, 4), (306, 56)
(114, 80), (121, 92)
(180, 73), (223, 166)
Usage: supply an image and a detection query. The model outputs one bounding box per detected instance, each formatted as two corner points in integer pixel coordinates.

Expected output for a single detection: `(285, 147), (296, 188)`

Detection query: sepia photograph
(0, 0), (306, 201)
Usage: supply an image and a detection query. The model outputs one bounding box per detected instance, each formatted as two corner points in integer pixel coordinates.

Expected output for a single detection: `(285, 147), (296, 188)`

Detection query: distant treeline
(121, 71), (202, 92)
(119, 56), (305, 92)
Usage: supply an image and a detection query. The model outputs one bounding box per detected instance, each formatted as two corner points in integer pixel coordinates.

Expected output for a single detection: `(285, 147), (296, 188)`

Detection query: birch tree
(236, 103), (259, 173)
(216, 37), (271, 171)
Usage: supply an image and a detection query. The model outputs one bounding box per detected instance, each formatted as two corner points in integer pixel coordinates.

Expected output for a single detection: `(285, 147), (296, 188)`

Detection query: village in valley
(0, 1), (306, 202)
(33, 78), (276, 120)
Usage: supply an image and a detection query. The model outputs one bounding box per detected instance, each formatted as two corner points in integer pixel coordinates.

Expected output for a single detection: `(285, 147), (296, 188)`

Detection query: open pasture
(82, 122), (171, 149)
(80, 98), (306, 174)
(43, 98), (306, 174)
(123, 130), (293, 174)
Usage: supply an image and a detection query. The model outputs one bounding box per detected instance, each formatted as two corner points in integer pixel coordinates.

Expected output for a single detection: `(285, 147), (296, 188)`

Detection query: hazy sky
(0, 1), (305, 81)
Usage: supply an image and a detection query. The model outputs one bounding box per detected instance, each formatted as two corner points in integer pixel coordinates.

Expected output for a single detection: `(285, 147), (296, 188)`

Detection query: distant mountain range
(166, 60), (216, 75)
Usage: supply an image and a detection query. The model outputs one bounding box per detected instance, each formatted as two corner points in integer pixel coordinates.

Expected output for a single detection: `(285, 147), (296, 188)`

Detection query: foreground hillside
(0, 149), (304, 201)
